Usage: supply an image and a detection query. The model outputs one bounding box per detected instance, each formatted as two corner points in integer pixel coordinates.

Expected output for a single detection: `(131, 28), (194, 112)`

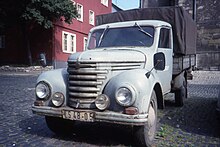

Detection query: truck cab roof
(91, 20), (171, 32)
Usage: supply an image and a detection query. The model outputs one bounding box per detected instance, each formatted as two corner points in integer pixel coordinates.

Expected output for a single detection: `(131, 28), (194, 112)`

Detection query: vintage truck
(32, 7), (196, 146)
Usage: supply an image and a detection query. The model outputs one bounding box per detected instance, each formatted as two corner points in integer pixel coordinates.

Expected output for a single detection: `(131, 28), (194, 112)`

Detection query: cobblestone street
(156, 71), (220, 146)
(0, 71), (220, 146)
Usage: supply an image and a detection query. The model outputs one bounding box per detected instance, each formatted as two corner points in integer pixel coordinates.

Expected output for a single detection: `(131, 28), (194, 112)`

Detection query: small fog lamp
(95, 94), (110, 110)
(52, 92), (64, 107)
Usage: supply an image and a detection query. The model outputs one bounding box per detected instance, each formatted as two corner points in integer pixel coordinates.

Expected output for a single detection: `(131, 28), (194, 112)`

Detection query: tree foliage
(0, 0), (78, 29)
(0, 0), (78, 65)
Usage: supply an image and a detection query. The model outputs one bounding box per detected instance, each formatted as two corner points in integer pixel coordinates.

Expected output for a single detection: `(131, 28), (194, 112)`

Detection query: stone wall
(140, 0), (220, 70)
(178, 0), (220, 52)
(178, 0), (220, 70)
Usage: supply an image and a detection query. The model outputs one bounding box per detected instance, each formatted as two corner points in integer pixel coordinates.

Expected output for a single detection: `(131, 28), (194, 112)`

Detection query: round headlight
(36, 82), (50, 99)
(95, 94), (110, 110)
(115, 87), (136, 107)
(52, 92), (64, 107)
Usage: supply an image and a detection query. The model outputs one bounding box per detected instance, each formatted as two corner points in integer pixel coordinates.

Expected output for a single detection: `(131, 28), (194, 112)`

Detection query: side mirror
(146, 52), (166, 78)
(39, 53), (47, 67)
(154, 52), (165, 70)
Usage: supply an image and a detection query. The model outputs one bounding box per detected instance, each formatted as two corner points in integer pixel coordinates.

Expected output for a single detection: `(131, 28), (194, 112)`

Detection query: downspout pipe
(193, 0), (197, 21)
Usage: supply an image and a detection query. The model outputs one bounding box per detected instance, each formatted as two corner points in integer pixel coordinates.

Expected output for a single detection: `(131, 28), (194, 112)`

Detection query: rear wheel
(133, 90), (157, 147)
(45, 116), (75, 135)
(175, 77), (187, 107)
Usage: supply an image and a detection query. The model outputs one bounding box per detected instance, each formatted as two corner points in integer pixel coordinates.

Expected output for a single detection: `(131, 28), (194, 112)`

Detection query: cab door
(156, 27), (173, 94)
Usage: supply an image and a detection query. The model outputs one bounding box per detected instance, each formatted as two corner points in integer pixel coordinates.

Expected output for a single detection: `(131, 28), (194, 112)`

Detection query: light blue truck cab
(32, 7), (196, 147)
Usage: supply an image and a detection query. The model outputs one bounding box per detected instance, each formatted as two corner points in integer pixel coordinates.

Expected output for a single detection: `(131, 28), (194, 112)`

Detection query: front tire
(133, 90), (157, 147)
(45, 116), (75, 135)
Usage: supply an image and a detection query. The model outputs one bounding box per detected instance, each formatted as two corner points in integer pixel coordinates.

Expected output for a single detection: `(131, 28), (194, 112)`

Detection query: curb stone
(0, 65), (53, 73)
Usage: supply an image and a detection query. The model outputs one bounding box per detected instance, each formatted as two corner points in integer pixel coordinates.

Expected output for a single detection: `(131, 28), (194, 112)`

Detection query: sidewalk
(0, 65), (53, 74)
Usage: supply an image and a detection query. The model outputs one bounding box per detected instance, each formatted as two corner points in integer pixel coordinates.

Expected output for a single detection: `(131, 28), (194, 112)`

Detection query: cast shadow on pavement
(19, 115), (133, 146)
(160, 92), (220, 138)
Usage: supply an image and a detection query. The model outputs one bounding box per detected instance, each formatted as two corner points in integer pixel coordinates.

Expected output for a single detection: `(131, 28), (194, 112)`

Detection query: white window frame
(77, 3), (83, 22)
(101, 0), (108, 7)
(62, 31), (76, 54)
(0, 35), (5, 48)
(89, 10), (95, 25)
(83, 37), (88, 50)
(71, 0), (76, 5)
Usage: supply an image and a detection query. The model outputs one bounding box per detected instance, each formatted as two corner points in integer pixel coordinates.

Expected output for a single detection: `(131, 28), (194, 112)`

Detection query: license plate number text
(62, 110), (94, 122)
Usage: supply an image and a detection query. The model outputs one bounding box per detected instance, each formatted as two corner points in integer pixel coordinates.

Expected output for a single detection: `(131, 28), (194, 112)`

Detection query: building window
(77, 3), (83, 22)
(0, 35), (5, 48)
(70, 35), (75, 52)
(101, 0), (108, 7)
(84, 37), (88, 50)
(62, 31), (76, 53)
(89, 10), (95, 25)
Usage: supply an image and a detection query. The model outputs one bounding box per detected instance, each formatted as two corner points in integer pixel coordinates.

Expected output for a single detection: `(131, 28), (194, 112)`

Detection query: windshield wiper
(98, 25), (109, 47)
(135, 22), (153, 38)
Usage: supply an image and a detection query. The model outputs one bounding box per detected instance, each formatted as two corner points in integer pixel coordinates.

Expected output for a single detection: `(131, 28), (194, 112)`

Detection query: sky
(112, 0), (140, 10)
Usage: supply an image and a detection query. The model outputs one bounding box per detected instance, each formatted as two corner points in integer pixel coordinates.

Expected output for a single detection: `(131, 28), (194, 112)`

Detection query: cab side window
(158, 28), (171, 48)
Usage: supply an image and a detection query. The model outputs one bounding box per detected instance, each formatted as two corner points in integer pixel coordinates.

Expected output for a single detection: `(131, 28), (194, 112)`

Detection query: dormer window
(77, 3), (83, 22)
(89, 10), (95, 25)
(101, 0), (108, 7)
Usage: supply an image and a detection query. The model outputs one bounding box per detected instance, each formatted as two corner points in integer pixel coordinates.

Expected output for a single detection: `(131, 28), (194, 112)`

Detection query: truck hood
(68, 49), (146, 63)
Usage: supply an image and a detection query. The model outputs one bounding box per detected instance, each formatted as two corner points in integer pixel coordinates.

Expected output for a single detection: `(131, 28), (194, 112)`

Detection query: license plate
(62, 110), (94, 122)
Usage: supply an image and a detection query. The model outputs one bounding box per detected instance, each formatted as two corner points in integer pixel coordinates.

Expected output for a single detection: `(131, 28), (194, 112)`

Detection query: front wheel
(45, 116), (75, 135)
(133, 90), (157, 147)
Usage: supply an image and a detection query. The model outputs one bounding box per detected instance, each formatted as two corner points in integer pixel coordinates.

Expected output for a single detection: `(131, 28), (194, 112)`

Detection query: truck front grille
(68, 61), (143, 109)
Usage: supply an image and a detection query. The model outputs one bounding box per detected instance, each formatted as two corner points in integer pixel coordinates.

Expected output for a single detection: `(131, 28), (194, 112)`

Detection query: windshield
(87, 26), (154, 49)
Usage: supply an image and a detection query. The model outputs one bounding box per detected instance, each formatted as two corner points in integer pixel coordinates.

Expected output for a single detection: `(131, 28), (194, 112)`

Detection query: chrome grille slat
(68, 60), (143, 109)
(69, 81), (102, 86)
(69, 92), (98, 98)
(112, 66), (141, 70)
(69, 75), (106, 80)
(68, 69), (108, 74)
(69, 87), (100, 92)
(69, 75), (96, 80)
(70, 99), (95, 104)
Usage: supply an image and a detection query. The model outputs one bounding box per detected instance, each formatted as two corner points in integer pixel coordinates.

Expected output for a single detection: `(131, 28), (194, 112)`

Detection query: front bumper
(32, 105), (148, 125)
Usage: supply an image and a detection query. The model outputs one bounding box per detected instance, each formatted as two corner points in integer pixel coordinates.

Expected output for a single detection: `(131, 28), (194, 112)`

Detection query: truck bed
(173, 54), (196, 75)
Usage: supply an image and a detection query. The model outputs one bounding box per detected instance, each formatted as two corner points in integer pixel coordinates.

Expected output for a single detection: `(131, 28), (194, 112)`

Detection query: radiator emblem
(75, 61), (80, 69)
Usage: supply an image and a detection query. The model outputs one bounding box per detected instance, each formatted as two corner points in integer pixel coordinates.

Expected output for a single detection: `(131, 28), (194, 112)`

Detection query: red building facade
(0, 0), (111, 68)
(53, 0), (112, 68)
